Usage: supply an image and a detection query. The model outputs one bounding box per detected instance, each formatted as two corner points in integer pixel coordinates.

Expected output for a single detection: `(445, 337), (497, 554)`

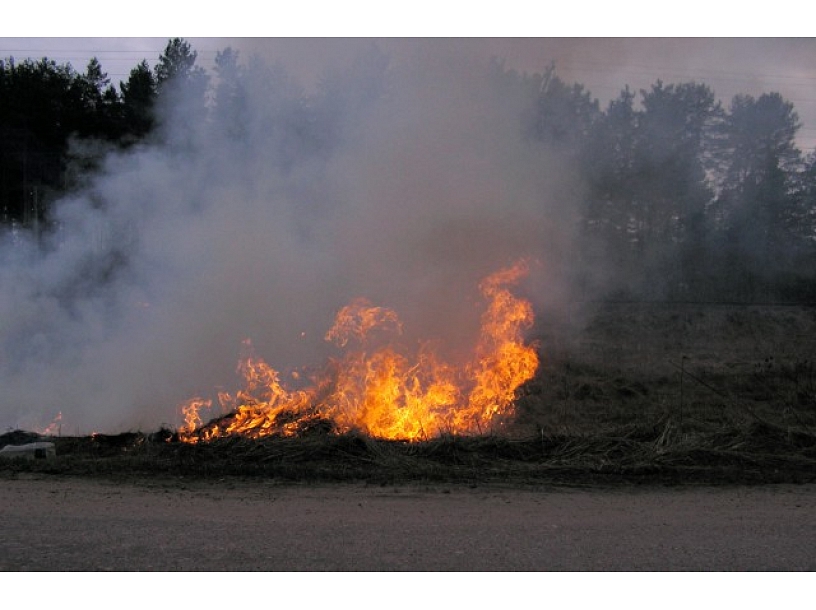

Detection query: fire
(178, 260), (539, 442)
(38, 411), (63, 437)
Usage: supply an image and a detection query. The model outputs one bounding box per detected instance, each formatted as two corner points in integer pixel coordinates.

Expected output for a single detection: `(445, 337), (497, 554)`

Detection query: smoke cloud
(0, 41), (580, 434)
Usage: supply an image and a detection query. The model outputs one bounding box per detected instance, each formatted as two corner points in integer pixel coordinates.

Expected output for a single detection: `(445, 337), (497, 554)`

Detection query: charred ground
(3, 303), (816, 487)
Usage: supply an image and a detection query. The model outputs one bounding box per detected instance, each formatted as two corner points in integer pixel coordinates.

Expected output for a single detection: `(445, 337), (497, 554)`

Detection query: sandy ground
(1, 476), (814, 571)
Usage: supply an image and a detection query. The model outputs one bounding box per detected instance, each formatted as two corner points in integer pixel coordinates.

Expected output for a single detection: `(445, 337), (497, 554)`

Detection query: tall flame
(179, 260), (538, 442)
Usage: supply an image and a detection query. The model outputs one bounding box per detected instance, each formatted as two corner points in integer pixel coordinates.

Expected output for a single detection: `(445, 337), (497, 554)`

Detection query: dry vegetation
(3, 303), (816, 487)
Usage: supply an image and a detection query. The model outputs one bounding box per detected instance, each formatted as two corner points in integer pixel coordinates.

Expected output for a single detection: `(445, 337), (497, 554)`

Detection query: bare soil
(1, 475), (814, 571)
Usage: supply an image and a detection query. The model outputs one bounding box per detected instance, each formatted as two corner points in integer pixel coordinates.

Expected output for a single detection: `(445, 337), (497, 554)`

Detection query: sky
(0, 35), (814, 153)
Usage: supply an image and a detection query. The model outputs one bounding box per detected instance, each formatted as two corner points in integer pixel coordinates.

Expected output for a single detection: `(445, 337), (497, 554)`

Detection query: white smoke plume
(0, 41), (580, 434)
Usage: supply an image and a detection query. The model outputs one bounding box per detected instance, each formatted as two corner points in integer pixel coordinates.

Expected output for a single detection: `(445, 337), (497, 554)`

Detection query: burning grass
(4, 301), (816, 487)
(178, 261), (539, 443)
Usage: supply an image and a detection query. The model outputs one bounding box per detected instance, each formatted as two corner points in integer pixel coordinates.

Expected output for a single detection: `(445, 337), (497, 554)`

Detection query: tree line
(525, 66), (816, 302)
(2, 39), (815, 303)
(0, 38), (207, 226)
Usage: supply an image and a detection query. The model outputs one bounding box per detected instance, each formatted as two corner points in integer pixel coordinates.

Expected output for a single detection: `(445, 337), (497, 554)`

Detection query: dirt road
(1, 476), (813, 571)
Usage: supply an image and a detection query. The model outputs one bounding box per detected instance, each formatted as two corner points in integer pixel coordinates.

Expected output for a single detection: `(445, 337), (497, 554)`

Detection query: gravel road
(1, 476), (814, 571)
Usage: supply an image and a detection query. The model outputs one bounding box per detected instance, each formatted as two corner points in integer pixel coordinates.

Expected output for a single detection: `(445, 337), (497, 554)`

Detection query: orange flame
(179, 260), (538, 442)
(38, 411), (63, 437)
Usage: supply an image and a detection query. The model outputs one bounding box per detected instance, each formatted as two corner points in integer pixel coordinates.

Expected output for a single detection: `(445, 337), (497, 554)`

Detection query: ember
(179, 260), (539, 442)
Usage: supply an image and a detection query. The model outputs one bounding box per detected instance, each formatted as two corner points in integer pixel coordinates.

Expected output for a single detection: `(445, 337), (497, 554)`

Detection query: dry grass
(2, 418), (814, 487)
(3, 303), (816, 487)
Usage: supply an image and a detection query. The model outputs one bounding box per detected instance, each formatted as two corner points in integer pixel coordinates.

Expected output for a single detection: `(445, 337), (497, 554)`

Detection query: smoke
(0, 41), (581, 434)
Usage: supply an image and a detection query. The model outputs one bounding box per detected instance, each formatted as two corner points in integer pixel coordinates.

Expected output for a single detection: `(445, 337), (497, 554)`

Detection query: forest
(2, 38), (816, 304)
